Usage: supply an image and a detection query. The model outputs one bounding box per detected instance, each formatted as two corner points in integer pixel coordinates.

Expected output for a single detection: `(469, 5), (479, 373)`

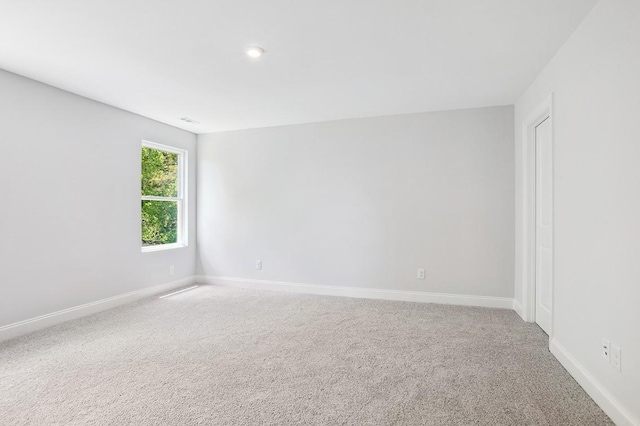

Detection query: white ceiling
(0, 0), (598, 134)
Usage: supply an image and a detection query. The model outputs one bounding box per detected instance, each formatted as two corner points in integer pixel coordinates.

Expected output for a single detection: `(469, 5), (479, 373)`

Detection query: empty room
(1, 0), (638, 424)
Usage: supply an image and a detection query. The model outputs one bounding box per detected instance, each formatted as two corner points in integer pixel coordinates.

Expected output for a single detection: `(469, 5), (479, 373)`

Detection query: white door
(535, 117), (553, 334)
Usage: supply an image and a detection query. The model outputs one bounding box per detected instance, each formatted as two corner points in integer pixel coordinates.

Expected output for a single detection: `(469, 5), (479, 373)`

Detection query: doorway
(522, 95), (554, 336)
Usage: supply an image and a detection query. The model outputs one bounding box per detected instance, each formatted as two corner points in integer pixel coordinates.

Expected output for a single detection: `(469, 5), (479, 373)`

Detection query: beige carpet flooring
(0, 285), (612, 425)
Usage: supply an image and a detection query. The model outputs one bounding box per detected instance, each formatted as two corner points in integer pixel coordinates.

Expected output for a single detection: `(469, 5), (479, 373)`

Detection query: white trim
(196, 276), (514, 309)
(550, 339), (639, 426)
(141, 140), (186, 155)
(141, 242), (188, 253)
(512, 299), (525, 320)
(0, 277), (196, 343)
(520, 94), (554, 329)
(141, 195), (182, 202)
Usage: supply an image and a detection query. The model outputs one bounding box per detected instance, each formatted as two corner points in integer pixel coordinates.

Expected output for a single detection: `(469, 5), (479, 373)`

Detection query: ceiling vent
(179, 117), (200, 124)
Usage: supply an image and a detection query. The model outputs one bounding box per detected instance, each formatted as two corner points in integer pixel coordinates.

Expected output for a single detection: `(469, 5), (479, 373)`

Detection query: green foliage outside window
(141, 147), (180, 246)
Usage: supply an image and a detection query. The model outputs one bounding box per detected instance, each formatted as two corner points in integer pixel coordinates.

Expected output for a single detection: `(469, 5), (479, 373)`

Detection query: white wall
(197, 106), (514, 299)
(0, 69), (197, 328)
(515, 0), (640, 423)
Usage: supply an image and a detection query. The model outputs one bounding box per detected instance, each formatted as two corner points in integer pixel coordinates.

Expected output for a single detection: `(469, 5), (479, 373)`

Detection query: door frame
(521, 94), (554, 337)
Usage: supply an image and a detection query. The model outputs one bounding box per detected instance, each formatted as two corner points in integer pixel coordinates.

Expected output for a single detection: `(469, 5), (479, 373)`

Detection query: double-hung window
(141, 141), (187, 251)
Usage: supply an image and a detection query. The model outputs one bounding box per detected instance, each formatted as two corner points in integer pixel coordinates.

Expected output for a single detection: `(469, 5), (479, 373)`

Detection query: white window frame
(141, 140), (188, 252)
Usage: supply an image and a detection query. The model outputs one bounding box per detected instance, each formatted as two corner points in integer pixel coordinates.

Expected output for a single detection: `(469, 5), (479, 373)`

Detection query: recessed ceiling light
(246, 46), (264, 58)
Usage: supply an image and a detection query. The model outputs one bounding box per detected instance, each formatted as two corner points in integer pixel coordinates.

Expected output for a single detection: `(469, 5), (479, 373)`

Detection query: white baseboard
(196, 275), (514, 309)
(550, 338), (638, 426)
(512, 299), (526, 320)
(0, 277), (196, 343)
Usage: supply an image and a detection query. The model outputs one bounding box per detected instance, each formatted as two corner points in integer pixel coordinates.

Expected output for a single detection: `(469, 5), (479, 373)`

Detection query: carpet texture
(0, 286), (611, 425)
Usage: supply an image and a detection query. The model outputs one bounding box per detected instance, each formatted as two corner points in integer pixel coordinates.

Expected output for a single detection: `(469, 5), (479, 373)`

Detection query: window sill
(141, 243), (187, 253)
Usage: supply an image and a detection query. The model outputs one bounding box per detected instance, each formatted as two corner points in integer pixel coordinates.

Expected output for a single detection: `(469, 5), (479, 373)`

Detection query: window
(141, 141), (187, 251)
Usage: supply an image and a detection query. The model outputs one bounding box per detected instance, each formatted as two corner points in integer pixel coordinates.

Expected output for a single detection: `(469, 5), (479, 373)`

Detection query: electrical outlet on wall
(602, 339), (610, 361)
(169, 265), (175, 276)
(256, 259), (262, 270)
(417, 268), (425, 279)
